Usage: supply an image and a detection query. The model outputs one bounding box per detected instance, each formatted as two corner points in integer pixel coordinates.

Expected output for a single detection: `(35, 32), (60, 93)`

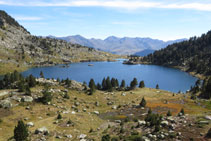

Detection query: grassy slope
(0, 86), (210, 140)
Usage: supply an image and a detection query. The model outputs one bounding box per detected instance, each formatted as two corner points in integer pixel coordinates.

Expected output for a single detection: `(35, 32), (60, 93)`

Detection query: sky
(0, 0), (211, 41)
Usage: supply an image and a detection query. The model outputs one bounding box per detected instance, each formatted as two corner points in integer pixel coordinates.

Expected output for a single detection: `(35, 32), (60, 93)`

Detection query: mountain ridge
(48, 35), (186, 55)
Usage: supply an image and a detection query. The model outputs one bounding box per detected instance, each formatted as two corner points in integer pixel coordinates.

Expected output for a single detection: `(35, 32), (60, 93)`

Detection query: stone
(138, 120), (146, 125)
(161, 121), (168, 126)
(35, 127), (49, 134)
(71, 111), (76, 114)
(205, 115), (211, 120)
(199, 121), (209, 124)
(112, 105), (117, 110)
(65, 134), (73, 138)
(107, 101), (113, 105)
(27, 122), (34, 127)
(115, 120), (121, 123)
(94, 111), (99, 115)
(78, 134), (87, 139)
(56, 135), (62, 139)
(95, 101), (99, 106)
(0, 99), (12, 108)
(121, 93), (126, 96)
(22, 96), (33, 102)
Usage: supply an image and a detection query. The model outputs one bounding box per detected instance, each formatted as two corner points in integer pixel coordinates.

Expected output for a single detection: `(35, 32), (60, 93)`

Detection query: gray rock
(93, 111), (99, 115)
(199, 121), (209, 124)
(95, 101), (99, 106)
(0, 99), (12, 108)
(27, 122), (34, 127)
(205, 115), (211, 120)
(22, 96), (33, 102)
(112, 105), (117, 110)
(65, 134), (73, 138)
(78, 134), (87, 139)
(161, 121), (168, 126)
(138, 120), (146, 126)
(35, 127), (49, 134)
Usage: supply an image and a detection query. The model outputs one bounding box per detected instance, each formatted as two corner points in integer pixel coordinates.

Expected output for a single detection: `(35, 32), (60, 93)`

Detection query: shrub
(139, 97), (146, 107)
(102, 134), (110, 141)
(166, 110), (172, 117)
(57, 113), (62, 119)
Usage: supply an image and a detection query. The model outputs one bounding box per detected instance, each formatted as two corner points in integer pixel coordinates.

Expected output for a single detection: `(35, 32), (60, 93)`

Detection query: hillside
(0, 10), (117, 74)
(126, 30), (211, 76)
(49, 35), (185, 55)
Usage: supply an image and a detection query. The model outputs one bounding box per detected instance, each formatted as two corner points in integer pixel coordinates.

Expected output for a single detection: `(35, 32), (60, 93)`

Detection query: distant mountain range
(48, 35), (186, 55)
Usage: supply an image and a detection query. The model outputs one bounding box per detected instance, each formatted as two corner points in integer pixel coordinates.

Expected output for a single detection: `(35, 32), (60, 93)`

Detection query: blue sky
(0, 0), (211, 41)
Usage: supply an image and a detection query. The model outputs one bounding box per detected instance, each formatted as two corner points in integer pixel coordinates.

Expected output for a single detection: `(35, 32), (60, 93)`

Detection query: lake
(22, 59), (197, 93)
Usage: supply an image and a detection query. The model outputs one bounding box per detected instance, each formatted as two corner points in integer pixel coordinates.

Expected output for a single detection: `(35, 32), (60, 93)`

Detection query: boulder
(161, 121), (168, 126)
(112, 105), (117, 110)
(22, 96), (33, 102)
(27, 122), (34, 127)
(0, 99), (12, 108)
(35, 127), (49, 134)
(78, 134), (87, 139)
(138, 120), (146, 126)
(205, 115), (211, 120)
(65, 134), (73, 138)
(93, 111), (99, 115)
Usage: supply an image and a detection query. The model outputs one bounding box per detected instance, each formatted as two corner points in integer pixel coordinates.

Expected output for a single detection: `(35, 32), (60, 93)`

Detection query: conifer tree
(120, 80), (125, 88)
(140, 97), (146, 107)
(130, 78), (138, 89)
(139, 80), (145, 88)
(14, 120), (28, 141)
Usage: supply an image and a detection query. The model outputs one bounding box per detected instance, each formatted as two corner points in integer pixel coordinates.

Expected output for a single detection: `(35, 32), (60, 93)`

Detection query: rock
(71, 111), (76, 114)
(65, 134), (73, 138)
(167, 117), (175, 123)
(95, 101), (99, 106)
(107, 101), (113, 105)
(0, 99), (12, 108)
(121, 93), (126, 96)
(22, 96), (33, 102)
(11, 96), (21, 102)
(199, 121), (209, 124)
(56, 135), (62, 139)
(27, 122), (34, 127)
(74, 102), (80, 106)
(177, 132), (181, 136)
(83, 108), (87, 112)
(161, 121), (168, 126)
(205, 115), (211, 120)
(78, 134), (87, 139)
(35, 127), (49, 134)
(93, 111), (99, 115)
(115, 120), (122, 123)
(158, 134), (165, 139)
(25, 106), (30, 110)
(138, 120), (146, 126)
(112, 105), (117, 110)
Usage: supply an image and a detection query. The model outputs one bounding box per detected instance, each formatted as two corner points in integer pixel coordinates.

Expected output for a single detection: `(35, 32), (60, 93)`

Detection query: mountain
(133, 49), (155, 57)
(49, 35), (186, 55)
(139, 31), (211, 76)
(0, 10), (117, 74)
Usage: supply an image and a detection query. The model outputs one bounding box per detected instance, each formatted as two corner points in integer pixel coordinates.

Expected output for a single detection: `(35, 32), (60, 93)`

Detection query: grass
(0, 86), (210, 141)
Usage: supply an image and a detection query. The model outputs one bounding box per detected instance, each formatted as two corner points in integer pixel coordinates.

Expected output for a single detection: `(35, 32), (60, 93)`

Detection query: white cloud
(1, 0), (211, 11)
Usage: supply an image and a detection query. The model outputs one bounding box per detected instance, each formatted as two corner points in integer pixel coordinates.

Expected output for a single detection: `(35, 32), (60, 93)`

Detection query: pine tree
(41, 90), (52, 104)
(25, 85), (31, 96)
(180, 108), (185, 115)
(156, 84), (159, 89)
(111, 78), (117, 88)
(40, 71), (44, 78)
(106, 77), (112, 91)
(57, 113), (62, 119)
(115, 79), (119, 88)
(120, 80), (125, 88)
(167, 110), (172, 116)
(28, 74), (36, 87)
(89, 79), (96, 95)
(140, 97), (146, 107)
(14, 120), (28, 141)
(139, 80), (145, 88)
(102, 78), (107, 90)
(97, 83), (102, 90)
(130, 78), (138, 89)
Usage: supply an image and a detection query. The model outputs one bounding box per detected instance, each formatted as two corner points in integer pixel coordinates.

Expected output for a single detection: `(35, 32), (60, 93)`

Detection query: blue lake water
(21, 59), (197, 93)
